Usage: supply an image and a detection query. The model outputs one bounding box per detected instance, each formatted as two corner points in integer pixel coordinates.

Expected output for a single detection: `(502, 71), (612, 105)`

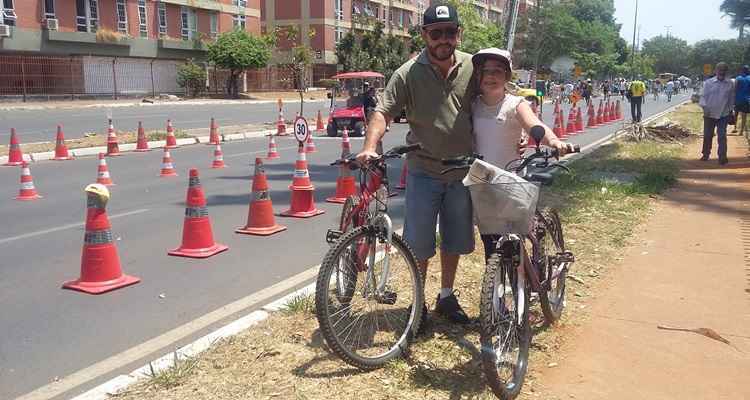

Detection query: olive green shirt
(376, 49), (475, 181)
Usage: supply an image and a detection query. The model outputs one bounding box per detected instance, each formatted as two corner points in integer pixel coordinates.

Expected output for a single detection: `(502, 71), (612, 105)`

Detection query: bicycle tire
(333, 196), (361, 303)
(339, 196), (360, 232)
(536, 208), (568, 323)
(315, 226), (423, 370)
(480, 251), (531, 400)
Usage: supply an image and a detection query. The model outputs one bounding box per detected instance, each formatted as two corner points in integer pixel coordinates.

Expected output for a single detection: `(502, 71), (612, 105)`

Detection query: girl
(470, 48), (572, 261)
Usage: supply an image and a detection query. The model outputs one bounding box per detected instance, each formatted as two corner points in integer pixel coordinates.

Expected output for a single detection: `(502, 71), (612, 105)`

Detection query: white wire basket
(462, 159), (540, 235)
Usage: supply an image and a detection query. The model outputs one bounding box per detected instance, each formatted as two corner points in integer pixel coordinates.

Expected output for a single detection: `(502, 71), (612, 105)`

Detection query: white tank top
(472, 94), (525, 170)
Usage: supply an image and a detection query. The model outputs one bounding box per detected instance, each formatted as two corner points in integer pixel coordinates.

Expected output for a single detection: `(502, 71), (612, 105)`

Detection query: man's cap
(472, 48), (512, 70)
(423, 3), (460, 27)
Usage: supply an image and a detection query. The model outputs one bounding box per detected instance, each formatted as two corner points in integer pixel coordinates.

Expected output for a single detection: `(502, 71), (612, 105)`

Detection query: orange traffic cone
(266, 135), (280, 160)
(609, 102), (617, 122)
(616, 100), (623, 120)
(305, 133), (317, 153)
(63, 183), (140, 294)
(236, 158), (287, 236)
(53, 125), (74, 160)
(280, 143), (325, 218)
(277, 102), (287, 135)
(395, 162), (408, 189)
(208, 117), (220, 145)
(96, 153), (115, 186)
(586, 104), (598, 128)
(15, 161), (42, 200)
(168, 169), (228, 258)
(134, 121), (150, 152)
(566, 108), (577, 135)
(596, 101), (604, 125)
(575, 107), (584, 133)
(316, 110), (325, 132)
(211, 143), (226, 169)
(553, 112), (566, 139)
(4, 128), (24, 166)
(105, 119), (121, 156)
(327, 130), (356, 203)
(165, 119), (178, 148)
(159, 147), (178, 177)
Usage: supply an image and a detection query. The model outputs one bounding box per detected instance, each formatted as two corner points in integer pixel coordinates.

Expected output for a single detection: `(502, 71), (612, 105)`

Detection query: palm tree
(720, 0), (750, 40)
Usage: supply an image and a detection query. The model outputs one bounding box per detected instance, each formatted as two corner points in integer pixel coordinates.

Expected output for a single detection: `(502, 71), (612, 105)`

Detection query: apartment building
(0, 0), (261, 58)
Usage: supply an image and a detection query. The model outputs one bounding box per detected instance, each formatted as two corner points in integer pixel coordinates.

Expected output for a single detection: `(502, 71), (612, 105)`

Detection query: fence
(0, 54), (339, 101)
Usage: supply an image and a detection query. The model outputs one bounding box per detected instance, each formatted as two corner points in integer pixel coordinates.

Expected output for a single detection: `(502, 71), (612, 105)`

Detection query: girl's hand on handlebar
(550, 140), (575, 158)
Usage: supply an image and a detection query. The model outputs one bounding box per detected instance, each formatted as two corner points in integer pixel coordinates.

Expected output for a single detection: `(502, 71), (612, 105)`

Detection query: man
(362, 82), (378, 121)
(356, 3), (474, 326)
(699, 62), (735, 165)
(628, 77), (646, 123)
(733, 65), (750, 138)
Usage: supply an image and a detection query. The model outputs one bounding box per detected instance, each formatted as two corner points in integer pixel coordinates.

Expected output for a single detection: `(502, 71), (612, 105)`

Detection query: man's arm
(357, 71), (406, 162)
(362, 111), (390, 154)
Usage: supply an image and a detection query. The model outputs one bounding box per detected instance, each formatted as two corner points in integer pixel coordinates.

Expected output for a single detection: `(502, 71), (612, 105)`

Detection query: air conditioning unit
(0, 25), (10, 37)
(46, 18), (59, 31)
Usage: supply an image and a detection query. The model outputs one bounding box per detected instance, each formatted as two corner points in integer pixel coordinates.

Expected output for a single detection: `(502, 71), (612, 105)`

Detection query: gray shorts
(403, 166), (475, 261)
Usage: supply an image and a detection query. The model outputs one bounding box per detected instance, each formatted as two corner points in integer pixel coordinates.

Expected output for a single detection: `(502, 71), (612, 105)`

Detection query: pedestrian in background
(628, 78), (646, 123)
(732, 65), (750, 138)
(699, 62), (734, 165)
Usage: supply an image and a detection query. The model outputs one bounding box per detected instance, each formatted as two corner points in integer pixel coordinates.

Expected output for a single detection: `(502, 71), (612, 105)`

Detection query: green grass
(143, 352), (200, 390)
(280, 293), (315, 315)
(147, 129), (192, 141)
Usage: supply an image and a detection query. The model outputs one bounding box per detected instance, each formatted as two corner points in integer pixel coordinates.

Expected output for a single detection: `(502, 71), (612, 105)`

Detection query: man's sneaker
(435, 291), (470, 324)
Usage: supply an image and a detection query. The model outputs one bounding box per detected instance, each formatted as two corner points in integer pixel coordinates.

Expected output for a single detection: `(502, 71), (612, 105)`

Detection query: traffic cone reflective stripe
(106, 119), (121, 156)
(134, 121), (150, 152)
(208, 117), (220, 145)
(15, 162), (42, 200)
(63, 184), (140, 294)
(211, 143), (226, 169)
(165, 119), (178, 148)
(266, 135), (280, 159)
(169, 169), (228, 258)
(327, 131), (357, 203)
(236, 158), (287, 236)
(96, 153), (115, 186)
(280, 143), (324, 218)
(160, 147), (178, 177)
(53, 125), (74, 160)
(5, 128), (24, 166)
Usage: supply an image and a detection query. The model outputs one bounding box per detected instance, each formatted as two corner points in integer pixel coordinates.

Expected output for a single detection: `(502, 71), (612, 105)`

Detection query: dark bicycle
(441, 126), (579, 399)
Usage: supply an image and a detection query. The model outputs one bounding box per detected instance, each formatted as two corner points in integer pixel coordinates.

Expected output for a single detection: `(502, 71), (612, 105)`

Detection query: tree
(273, 25), (316, 114)
(641, 35), (691, 75)
(444, 0), (504, 54)
(565, 0), (617, 26)
(690, 38), (747, 76)
(720, 0), (750, 40)
(207, 29), (273, 98)
(176, 59), (207, 98)
(335, 22), (409, 81)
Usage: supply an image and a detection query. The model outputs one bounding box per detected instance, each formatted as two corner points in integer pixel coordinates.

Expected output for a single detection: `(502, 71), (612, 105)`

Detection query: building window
(116, 0), (128, 34)
(399, 10), (404, 27)
(158, 2), (167, 35)
(75, 0), (98, 32)
(233, 14), (246, 30)
(181, 7), (196, 40)
(334, 0), (343, 20)
(335, 27), (344, 44)
(210, 12), (218, 38)
(44, 0), (55, 19)
(2, 0), (17, 26)
(138, 0), (147, 37)
(233, 0), (247, 7)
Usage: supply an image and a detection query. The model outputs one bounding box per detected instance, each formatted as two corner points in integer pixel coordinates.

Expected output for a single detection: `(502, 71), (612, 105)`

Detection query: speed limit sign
(293, 116), (309, 143)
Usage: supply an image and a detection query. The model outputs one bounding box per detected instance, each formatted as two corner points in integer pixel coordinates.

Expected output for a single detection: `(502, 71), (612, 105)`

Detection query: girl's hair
(470, 56), (512, 99)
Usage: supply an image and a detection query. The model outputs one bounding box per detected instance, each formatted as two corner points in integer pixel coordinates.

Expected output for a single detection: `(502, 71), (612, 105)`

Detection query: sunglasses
(425, 27), (459, 41)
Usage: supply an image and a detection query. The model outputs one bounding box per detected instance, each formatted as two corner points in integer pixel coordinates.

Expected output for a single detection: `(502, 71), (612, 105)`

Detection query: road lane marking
(0, 209), (150, 246)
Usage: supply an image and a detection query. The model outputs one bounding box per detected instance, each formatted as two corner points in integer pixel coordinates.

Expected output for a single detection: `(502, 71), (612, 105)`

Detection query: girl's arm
(515, 100), (569, 152)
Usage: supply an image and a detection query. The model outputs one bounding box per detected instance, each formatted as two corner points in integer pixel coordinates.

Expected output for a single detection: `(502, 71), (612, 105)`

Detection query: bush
(96, 28), (123, 43)
(177, 60), (207, 98)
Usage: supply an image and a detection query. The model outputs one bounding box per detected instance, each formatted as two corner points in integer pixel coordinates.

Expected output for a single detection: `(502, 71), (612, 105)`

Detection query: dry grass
(656, 102), (703, 133)
(96, 28), (125, 43)
(112, 116), (697, 400)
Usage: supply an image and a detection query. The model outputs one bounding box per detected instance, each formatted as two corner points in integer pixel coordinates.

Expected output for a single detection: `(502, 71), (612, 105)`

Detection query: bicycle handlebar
(439, 144), (580, 178)
(330, 143), (423, 168)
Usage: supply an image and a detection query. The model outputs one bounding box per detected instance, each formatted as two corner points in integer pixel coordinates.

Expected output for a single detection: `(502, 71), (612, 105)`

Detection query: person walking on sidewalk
(357, 3), (474, 328)
(732, 65), (750, 138)
(628, 78), (646, 123)
(700, 62), (735, 165)
(665, 79), (675, 102)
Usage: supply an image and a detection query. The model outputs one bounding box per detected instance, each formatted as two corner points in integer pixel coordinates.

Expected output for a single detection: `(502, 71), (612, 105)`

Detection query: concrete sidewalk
(536, 135), (750, 399)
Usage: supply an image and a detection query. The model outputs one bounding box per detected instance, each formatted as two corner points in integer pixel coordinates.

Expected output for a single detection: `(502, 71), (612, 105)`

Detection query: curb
(0, 98), (330, 112)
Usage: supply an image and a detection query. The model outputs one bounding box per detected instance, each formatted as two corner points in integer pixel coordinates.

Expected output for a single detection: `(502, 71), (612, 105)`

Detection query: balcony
(160, 0), (260, 16)
(45, 30), (131, 46)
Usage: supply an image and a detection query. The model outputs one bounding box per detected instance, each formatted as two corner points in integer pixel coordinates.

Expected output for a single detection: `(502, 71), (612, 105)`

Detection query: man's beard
(427, 43), (455, 61)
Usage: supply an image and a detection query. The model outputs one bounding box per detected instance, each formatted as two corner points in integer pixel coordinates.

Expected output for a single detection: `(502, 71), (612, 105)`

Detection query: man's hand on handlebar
(356, 149), (380, 164)
(548, 139), (576, 158)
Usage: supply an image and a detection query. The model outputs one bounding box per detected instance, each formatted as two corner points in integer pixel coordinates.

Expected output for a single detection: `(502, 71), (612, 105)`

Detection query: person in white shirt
(699, 62), (735, 164)
(469, 48), (572, 260)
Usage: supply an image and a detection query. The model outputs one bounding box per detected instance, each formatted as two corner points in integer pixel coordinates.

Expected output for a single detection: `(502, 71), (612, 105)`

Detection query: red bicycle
(315, 143), (423, 370)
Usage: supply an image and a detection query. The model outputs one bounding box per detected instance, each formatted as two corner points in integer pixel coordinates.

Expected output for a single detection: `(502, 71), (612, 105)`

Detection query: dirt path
(534, 135), (750, 399)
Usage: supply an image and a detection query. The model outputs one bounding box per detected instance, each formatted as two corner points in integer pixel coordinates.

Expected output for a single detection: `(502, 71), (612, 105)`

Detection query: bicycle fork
(364, 212), (397, 304)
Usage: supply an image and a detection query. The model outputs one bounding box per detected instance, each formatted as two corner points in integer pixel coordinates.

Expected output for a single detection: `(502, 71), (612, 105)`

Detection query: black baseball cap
(423, 3), (460, 27)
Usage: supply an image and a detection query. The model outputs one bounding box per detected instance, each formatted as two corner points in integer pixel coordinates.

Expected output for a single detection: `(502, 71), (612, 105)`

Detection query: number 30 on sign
(294, 116), (309, 143)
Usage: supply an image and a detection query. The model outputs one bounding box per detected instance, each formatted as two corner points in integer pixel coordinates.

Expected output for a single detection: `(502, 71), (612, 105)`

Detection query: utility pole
(505, 0), (521, 53)
(664, 25), (671, 38)
(630, 0), (639, 79)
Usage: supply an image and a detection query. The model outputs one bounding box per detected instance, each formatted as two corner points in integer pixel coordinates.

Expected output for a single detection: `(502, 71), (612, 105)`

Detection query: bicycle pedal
(326, 229), (343, 244)
(376, 291), (397, 305)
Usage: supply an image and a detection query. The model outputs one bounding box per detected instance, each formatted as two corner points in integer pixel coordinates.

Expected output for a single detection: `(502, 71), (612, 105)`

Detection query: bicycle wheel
(315, 226), (423, 370)
(480, 251), (531, 400)
(536, 208), (568, 323)
(334, 196), (361, 303)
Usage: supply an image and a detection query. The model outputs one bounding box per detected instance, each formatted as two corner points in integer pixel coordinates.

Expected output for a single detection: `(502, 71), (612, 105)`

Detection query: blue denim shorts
(403, 166), (475, 261)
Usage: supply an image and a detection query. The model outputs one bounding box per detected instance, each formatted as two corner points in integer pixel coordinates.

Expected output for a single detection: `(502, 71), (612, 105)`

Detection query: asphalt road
(0, 99), (339, 143)
(0, 91), (691, 400)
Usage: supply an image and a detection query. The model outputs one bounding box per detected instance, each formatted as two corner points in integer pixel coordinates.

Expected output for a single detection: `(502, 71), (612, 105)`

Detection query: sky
(614, 0), (739, 46)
